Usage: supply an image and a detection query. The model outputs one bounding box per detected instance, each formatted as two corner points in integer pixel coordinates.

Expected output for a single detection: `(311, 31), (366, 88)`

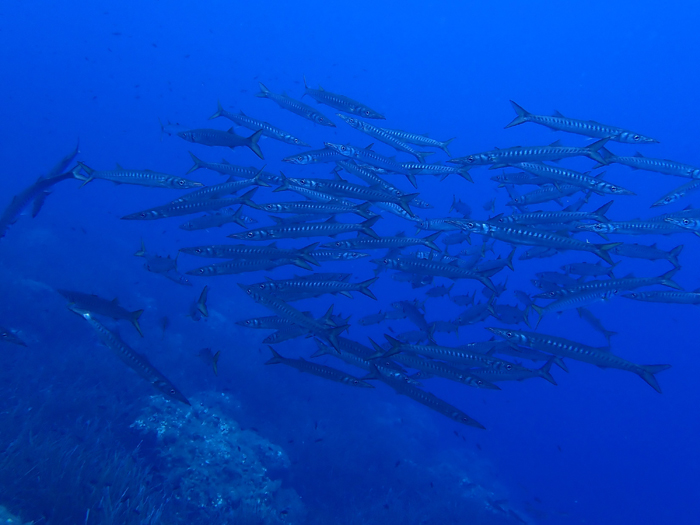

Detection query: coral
(130, 391), (305, 524)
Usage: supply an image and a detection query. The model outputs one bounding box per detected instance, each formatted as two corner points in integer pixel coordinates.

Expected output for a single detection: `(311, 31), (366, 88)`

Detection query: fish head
(259, 202), (283, 213)
(229, 230), (264, 240)
(356, 106), (385, 120)
(371, 257), (396, 271)
(324, 142), (354, 158)
(153, 379), (190, 405)
(576, 222), (614, 234)
(288, 176), (318, 191)
(312, 113), (335, 127)
(652, 194), (679, 207)
(122, 209), (162, 220)
(665, 217), (700, 231)
(186, 266), (213, 277)
(322, 240), (352, 250)
(597, 181), (635, 197)
(286, 135), (311, 147)
(486, 327), (527, 346)
(446, 218), (490, 235)
(236, 318), (261, 327)
(532, 288), (564, 300)
(67, 304), (92, 320)
(282, 152), (313, 164)
(336, 113), (362, 129)
(0, 328), (26, 346)
(171, 177), (203, 189)
(615, 131), (659, 145)
(177, 131), (194, 142)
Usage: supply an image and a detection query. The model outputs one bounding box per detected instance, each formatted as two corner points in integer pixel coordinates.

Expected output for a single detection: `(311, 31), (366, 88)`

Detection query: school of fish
(7, 82), (694, 429)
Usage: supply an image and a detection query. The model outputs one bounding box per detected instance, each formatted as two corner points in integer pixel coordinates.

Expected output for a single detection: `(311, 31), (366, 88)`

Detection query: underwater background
(1, 1), (699, 523)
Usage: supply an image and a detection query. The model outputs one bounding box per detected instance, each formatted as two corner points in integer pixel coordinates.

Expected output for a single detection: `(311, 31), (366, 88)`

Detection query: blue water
(1, 1), (698, 523)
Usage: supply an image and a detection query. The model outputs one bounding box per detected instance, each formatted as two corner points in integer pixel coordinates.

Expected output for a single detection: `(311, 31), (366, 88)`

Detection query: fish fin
(669, 244), (684, 267)
(256, 82), (270, 98)
(586, 138), (610, 165)
(186, 151), (205, 174)
(552, 110), (565, 117)
(197, 285), (209, 317)
(134, 239), (146, 257)
(594, 242), (622, 265)
(247, 129), (265, 160)
(504, 101), (531, 128)
(212, 350), (221, 375)
(538, 358), (558, 385)
(593, 200), (614, 222)
(209, 100), (224, 120)
(423, 231), (442, 252)
(548, 139), (562, 147)
(361, 216), (381, 239)
(637, 364), (671, 393)
(264, 346), (284, 364)
(440, 137), (455, 156)
(660, 269), (683, 290)
(131, 309), (145, 337)
(358, 276), (379, 300)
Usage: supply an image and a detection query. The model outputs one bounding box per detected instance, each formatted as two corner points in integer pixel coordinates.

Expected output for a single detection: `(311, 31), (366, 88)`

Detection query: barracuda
(321, 231), (441, 252)
(256, 275), (379, 300)
(173, 171), (268, 203)
(622, 290), (700, 304)
(472, 359), (557, 386)
(325, 142), (418, 181)
(311, 338), (407, 374)
(253, 200), (374, 219)
(186, 152), (281, 184)
(302, 77), (385, 119)
(228, 216), (381, 241)
(533, 270), (682, 300)
(69, 306), (190, 404)
(385, 130), (455, 156)
(266, 346), (373, 387)
(598, 148), (700, 178)
(447, 218), (620, 264)
(448, 138), (609, 168)
(487, 328), (670, 393)
(531, 288), (620, 327)
(609, 243), (683, 267)
(652, 179), (700, 207)
(256, 82), (335, 127)
(178, 128), (265, 159)
(186, 257), (305, 276)
(209, 101), (310, 146)
(335, 161), (432, 206)
(121, 188), (258, 220)
(282, 147), (346, 165)
(371, 256), (496, 291)
(179, 206), (256, 231)
(505, 101), (658, 144)
(577, 219), (691, 237)
(58, 289), (144, 337)
(74, 162), (203, 189)
(516, 162), (635, 196)
(337, 114), (433, 163)
(494, 201), (613, 226)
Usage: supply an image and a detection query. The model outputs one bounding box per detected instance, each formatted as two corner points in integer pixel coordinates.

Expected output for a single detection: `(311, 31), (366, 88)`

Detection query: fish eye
(341, 146), (347, 151)
(198, 269), (205, 274)
(383, 259), (389, 264)
(246, 289), (252, 295)
(352, 380), (359, 384)
(300, 179), (306, 184)
(548, 291), (556, 297)
(467, 222), (474, 228)
(140, 212), (147, 217)
(245, 320), (251, 325)
(611, 186), (617, 192)
(170, 389), (176, 394)
(247, 232), (254, 237)
(634, 135), (640, 141)
(506, 364), (513, 370)
(259, 284), (265, 289)
(476, 380), (483, 385)
(178, 180), (185, 186)
(294, 138), (299, 143)
(506, 332), (512, 337)
(195, 248), (202, 253)
(319, 117), (324, 122)
(683, 219), (691, 225)
(297, 156), (303, 161)
(467, 156), (474, 163)
(335, 242), (342, 247)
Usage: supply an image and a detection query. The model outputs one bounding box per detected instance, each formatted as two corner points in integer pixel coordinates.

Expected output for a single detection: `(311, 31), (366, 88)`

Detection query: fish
(622, 290), (700, 305)
(209, 101), (310, 146)
(302, 77), (385, 119)
(447, 218), (620, 264)
(57, 289), (144, 337)
(367, 363), (485, 428)
(531, 288), (621, 327)
(505, 101), (658, 144)
(282, 147), (346, 165)
(425, 283), (454, 298)
(227, 216), (381, 241)
(179, 206), (256, 231)
(372, 256), (496, 292)
(256, 275), (379, 300)
(472, 359), (557, 386)
(189, 286), (209, 321)
(577, 307), (617, 343)
(335, 161), (431, 206)
(311, 338), (407, 375)
(598, 148), (700, 178)
(651, 179), (700, 207)
(256, 82), (335, 127)
(487, 328), (670, 393)
(134, 240), (178, 273)
(515, 162), (635, 196)
(519, 246), (558, 260)
(391, 299), (432, 335)
(490, 171), (551, 187)
(121, 188), (258, 220)
(609, 243), (682, 268)
(186, 152), (281, 184)
(358, 311), (387, 326)
(577, 218), (691, 237)
(664, 216), (700, 235)
(238, 285), (347, 350)
(403, 163), (472, 183)
(321, 232), (441, 252)
(276, 173), (418, 215)
(324, 142), (418, 183)
(69, 306), (190, 404)
(336, 114), (433, 163)
(73, 162), (203, 189)
(506, 182), (584, 207)
(0, 326), (27, 347)
(449, 196), (472, 217)
(448, 139), (610, 168)
(197, 348), (221, 375)
(265, 346), (373, 387)
(178, 128), (265, 159)
(494, 201), (613, 226)
(534, 269), (683, 299)
(186, 257), (303, 276)
(179, 242), (318, 268)
(561, 262), (617, 278)
(263, 327), (310, 344)
(173, 171), (269, 203)
(158, 118), (189, 139)
(307, 249), (369, 262)
(253, 200), (374, 219)
(384, 130), (455, 156)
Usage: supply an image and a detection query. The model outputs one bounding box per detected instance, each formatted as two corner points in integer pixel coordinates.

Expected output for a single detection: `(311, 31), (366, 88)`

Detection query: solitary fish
(57, 289), (144, 337)
(505, 101), (658, 144)
(266, 346), (373, 387)
(70, 306), (189, 404)
(178, 128), (264, 159)
(303, 77), (385, 119)
(256, 82), (335, 127)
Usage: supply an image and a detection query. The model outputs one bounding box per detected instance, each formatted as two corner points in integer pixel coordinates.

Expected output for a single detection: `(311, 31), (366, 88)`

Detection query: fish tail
(230, 206), (247, 228)
(197, 285), (209, 317)
(366, 337), (387, 360)
(585, 138), (610, 165)
(457, 168), (474, 183)
(415, 151), (434, 164)
(552, 356), (569, 373)
(291, 258), (313, 271)
(247, 129), (265, 160)
(637, 364), (672, 393)
(298, 242), (320, 266)
(398, 193), (418, 216)
(382, 334), (403, 357)
(186, 151), (205, 175)
(539, 358), (558, 385)
(603, 329), (618, 343)
(252, 166), (271, 187)
(593, 242), (622, 265)
(354, 202), (374, 219)
(660, 269), (683, 290)
(237, 187), (258, 207)
(405, 172), (418, 189)
(531, 304), (544, 329)
(131, 309), (145, 337)
(326, 324), (348, 352)
(361, 216), (381, 239)
(504, 100), (531, 128)
(669, 244), (684, 268)
(449, 195), (457, 214)
(71, 164), (93, 186)
(208, 100), (224, 120)
(441, 137), (455, 156)
(77, 161), (94, 176)
(212, 350), (221, 376)
(264, 346), (284, 364)
(479, 275), (497, 293)
(273, 172), (289, 193)
(310, 339), (333, 358)
(256, 82), (270, 98)
(592, 200), (614, 222)
(358, 276), (379, 300)
(134, 239), (146, 257)
(423, 231), (442, 252)
(505, 247), (516, 271)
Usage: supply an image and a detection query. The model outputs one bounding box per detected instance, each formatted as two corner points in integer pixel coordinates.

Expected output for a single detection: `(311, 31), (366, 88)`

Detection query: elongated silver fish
(179, 206), (256, 231)
(599, 148), (700, 178)
(180, 242), (318, 268)
(122, 188), (257, 220)
(325, 142), (417, 181)
(622, 290), (700, 304)
(58, 289), (144, 337)
(516, 162), (635, 196)
(257, 275), (379, 300)
(449, 139), (609, 168)
(577, 307), (617, 343)
(473, 359), (557, 385)
(70, 306), (189, 404)
(257, 82), (335, 127)
(73, 162), (203, 189)
(209, 101), (310, 146)
(488, 328), (670, 393)
(321, 232), (441, 252)
(186, 152), (281, 184)
(577, 219), (690, 237)
(531, 288), (620, 327)
(174, 171), (268, 203)
(303, 77), (385, 119)
(282, 147), (346, 165)
(505, 101), (658, 144)
(308, 249), (369, 262)
(533, 270), (682, 299)
(372, 256), (495, 291)
(336, 114), (432, 163)
(652, 179), (700, 207)
(178, 128), (264, 159)
(228, 216), (381, 241)
(495, 201), (613, 226)
(186, 257), (303, 276)
(335, 161), (431, 206)
(266, 346), (373, 387)
(507, 182), (584, 207)
(384, 129), (454, 156)
(609, 243), (682, 267)
(254, 200), (374, 219)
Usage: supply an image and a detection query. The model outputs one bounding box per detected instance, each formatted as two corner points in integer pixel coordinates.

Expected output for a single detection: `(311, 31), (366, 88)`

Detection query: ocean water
(1, 1), (698, 523)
